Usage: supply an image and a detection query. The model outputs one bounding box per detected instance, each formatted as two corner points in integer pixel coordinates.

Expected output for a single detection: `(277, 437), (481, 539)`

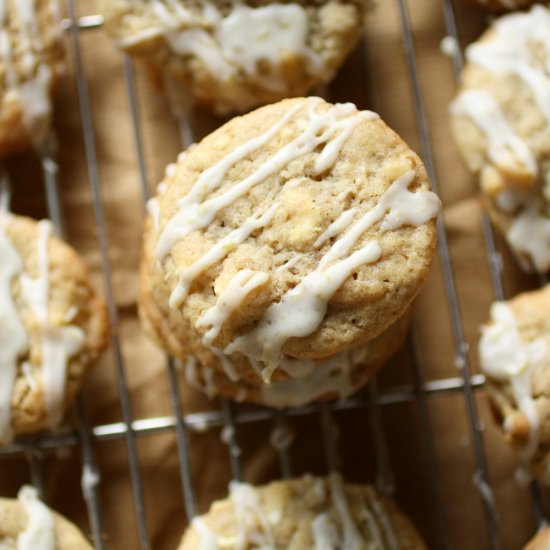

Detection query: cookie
(479, 284), (550, 484)
(98, 0), (367, 114)
(180, 309), (411, 407)
(178, 475), (426, 549)
(0, 486), (92, 549)
(0, 214), (108, 444)
(450, 6), (550, 272)
(0, 0), (64, 156)
(140, 97), (440, 384)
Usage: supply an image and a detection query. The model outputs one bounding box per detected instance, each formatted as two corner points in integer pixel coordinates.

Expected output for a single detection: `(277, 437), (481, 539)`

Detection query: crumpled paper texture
(0, 1), (545, 549)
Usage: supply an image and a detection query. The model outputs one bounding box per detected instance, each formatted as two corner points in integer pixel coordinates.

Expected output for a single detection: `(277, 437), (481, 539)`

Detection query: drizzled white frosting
(480, 302), (547, 470)
(226, 170), (440, 381)
(196, 269), (268, 344)
(0, 1), (60, 147)
(450, 89), (537, 178)
(0, 215), (27, 444)
(17, 486), (55, 550)
(328, 473), (364, 548)
(507, 201), (550, 273)
(20, 221), (86, 428)
(124, 0), (324, 92)
(466, 6), (550, 123)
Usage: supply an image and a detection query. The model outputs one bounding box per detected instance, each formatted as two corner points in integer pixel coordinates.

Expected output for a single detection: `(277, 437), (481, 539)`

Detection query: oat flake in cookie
(139, 97), (440, 390)
(0, 0), (64, 157)
(178, 475), (426, 549)
(98, 0), (368, 114)
(0, 486), (92, 549)
(0, 214), (108, 444)
(479, 284), (550, 485)
(450, 6), (550, 273)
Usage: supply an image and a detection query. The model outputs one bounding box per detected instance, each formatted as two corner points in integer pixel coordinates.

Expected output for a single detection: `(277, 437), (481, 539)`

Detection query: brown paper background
(1, 1), (547, 548)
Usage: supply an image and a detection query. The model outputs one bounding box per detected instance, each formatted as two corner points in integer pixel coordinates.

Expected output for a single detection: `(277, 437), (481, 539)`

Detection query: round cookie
(178, 475), (426, 549)
(0, 486), (92, 549)
(179, 309), (411, 407)
(0, 214), (108, 444)
(479, 283), (550, 484)
(140, 97), (440, 384)
(0, 0), (64, 157)
(525, 526), (550, 549)
(450, 6), (550, 272)
(98, 0), (367, 114)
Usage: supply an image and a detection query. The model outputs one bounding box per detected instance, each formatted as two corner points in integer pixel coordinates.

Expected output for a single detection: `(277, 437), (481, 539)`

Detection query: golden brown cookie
(0, 486), (92, 549)
(450, 6), (550, 272)
(0, 214), (108, 444)
(98, 0), (367, 114)
(525, 526), (550, 549)
(479, 284), (550, 484)
(0, 0), (64, 157)
(178, 309), (410, 407)
(139, 97), (440, 385)
(178, 475), (426, 549)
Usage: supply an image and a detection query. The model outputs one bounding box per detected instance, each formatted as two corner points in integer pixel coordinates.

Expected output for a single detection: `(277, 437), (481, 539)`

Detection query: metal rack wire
(1, 0), (547, 548)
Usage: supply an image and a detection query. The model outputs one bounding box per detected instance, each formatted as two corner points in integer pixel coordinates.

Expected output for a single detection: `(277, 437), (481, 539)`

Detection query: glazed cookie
(479, 284), (550, 484)
(178, 475), (426, 549)
(0, 486), (92, 549)
(140, 97), (440, 384)
(0, 214), (108, 444)
(98, 0), (367, 114)
(0, 0), (64, 156)
(179, 309), (411, 407)
(450, 6), (550, 272)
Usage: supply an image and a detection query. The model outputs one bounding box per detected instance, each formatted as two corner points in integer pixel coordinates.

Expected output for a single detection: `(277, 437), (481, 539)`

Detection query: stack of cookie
(139, 96), (441, 408)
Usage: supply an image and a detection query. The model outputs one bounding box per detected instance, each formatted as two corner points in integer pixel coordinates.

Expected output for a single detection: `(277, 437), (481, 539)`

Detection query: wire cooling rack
(0, 1), (547, 549)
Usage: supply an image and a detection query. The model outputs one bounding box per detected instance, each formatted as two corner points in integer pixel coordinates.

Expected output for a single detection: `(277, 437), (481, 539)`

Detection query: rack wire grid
(1, 0), (548, 548)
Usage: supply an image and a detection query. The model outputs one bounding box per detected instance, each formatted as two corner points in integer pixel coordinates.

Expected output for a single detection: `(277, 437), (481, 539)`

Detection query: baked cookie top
(0, 214), (107, 444)
(0, 486), (92, 549)
(479, 284), (550, 484)
(99, 0), (367, 113)
(0, 0), (64, 156)
(150, 97), (439, 382)
(179, 475), (426, 549)
(450, 6), (550, 272)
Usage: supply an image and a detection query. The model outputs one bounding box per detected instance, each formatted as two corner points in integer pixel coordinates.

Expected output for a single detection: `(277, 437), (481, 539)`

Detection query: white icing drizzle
(314, 208), (358, 248)
(125, 1), (324, 92)
(168, 203), (279, 308)
(507, 201), (550, 272)
(479, 302), (547, 467)
(328, 473), (364, 549)
(17, 486), (55, 550)
(226, 170), (440, 382)
(165, 100), (380, 310)
(229, 481), (275, 548)
(466, 6), (550, 123)
(196, 269), (268, 343)
(191, 517), (219, 550)
(440, 35), (459, 59)
(0, 215), (27, 444)
(157, 100), (306, 261)
(20, 221), (86, 428)
(312, 513), (340, 550)
(450, 89), (537, 178)
(261, 346), (368, 408)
